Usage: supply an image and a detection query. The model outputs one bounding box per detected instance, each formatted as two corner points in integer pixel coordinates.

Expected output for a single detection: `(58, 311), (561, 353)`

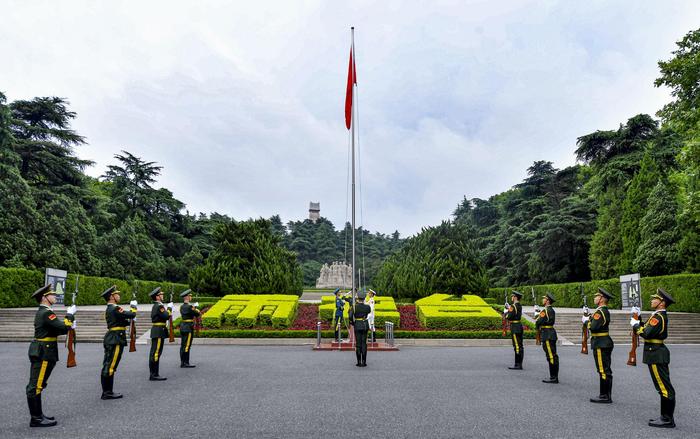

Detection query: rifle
(194, 290), (202, 337)
(129, 280), (138, 352)
(627, 283), (640, 366)
(531, 287), (541, 345)
(168, 288), (175, 343)
(501, 290), (510, 337)
(581, 284), (589, 355)
(66, 276), (78, 368)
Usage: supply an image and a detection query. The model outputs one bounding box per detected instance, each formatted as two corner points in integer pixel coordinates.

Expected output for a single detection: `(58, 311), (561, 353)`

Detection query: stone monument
(309, 202), (320, 223)
(316, 261), (352, 289)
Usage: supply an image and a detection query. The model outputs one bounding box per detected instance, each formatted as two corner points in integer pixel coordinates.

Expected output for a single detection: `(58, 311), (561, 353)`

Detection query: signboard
(619, 273), (641, 310)
(45, 268), (68, 305)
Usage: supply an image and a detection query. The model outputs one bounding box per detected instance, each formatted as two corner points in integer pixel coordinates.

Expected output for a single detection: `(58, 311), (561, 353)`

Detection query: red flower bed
(290, 304), (330, 330)
(398, 305), (425, 331)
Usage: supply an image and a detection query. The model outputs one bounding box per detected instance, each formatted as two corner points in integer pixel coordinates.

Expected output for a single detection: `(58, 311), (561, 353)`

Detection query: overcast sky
(2, 1), (699, 237)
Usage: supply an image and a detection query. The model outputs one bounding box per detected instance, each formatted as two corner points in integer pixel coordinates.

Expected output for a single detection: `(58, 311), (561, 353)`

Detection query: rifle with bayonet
(66, 276), (78, 368)
(168, 288), (175, 343)
(627, 282), (640, 366)
(501, 290), (510, 337)
(581, 283), (589, 355)
(194, 290), (202, 337)
(531, 287), (540, 345)
(129, 280), (138, 352)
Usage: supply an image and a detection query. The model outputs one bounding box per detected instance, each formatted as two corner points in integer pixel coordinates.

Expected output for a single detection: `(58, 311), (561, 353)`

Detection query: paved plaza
(1, 342), (698, 438)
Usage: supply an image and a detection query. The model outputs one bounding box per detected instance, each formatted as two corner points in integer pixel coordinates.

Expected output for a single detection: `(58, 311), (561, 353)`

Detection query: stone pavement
(1, 343), (697, 438)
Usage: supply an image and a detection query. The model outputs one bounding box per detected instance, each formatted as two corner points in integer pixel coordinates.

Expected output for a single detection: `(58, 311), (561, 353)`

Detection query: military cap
(333, 288), (341, 295)
(357, 290), (367, 300)
(652, 288), (675, 306)
(101, 285), (118, 301)
(543, 292), (556, 304)
(368, 289), (377, 296)
(595, 287), (613, 300)
(511, 290), (523, 299)
(31, 284), (54, 302)
(179, 289), (192, 298)
(149, 287), (162, 299)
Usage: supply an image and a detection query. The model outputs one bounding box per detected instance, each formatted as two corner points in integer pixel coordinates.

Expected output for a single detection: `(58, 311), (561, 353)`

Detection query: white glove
(66, 305), (77, 315)
(130, 300), (138, 307)
(193, 302), (199, 308)
(630, 317), (640, 327)
(583, 305), (589, 315)
(71, 320), (77, 329)
(631, 306), (641, 315)
(534, 305), (540, 313)
(503, 307), (509, 314)
(581, 316), (589, 324)
(167, 302), (174, 310)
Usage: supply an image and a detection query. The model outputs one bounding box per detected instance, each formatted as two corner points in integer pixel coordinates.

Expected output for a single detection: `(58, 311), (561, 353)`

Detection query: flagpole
(350, 26), (356, 316)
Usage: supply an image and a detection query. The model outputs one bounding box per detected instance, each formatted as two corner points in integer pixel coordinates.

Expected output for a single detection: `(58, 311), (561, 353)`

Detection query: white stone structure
(309, 202), (320, 223)
(315, 261), (353, 289)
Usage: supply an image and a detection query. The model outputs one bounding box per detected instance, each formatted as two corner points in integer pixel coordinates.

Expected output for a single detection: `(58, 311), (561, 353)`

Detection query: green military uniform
(352, 290), (372, 367)
(148, 287), (171, 380)
(535, 292), (559, 383)
(506, 291), (524, 369)
(588, 287), (614, 403)
(26, 284), (75, 427)
(633, 288), (676, 428)
(179, 289), (201, 368)
(101, 285), (136, 399)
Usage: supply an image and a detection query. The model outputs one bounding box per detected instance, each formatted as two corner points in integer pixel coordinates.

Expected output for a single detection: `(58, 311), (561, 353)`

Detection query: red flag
(345, 47), (357, 130)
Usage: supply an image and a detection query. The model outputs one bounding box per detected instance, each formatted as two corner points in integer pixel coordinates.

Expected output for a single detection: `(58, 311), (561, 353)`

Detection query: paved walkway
(1, 343), (696, 438)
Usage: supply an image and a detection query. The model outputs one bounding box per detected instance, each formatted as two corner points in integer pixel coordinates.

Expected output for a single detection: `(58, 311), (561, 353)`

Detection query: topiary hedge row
(0, 267), (189, 308)
(185, 329), (537, 339)
(488, 273), (700, 312)
(201, 294), (299, 329)
(318, 295), (401, 326)
(415, 294), (502, 330)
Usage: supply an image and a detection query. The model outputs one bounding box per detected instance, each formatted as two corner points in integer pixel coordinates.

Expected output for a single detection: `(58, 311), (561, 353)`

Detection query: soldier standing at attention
(179, 289), (200, 368)
(100, 285), (137, 399)
(367, 289), (377, 343)
(631, 288), (676, 428)
(505, 291), (524, 370)
(583, 287), (614, 403)
(149, 287), (172, 381)
(333, 288), (345, 342)
(352, 290), (372, 367)
(535, 292), (559, 383)
(26, 284), (76, 427)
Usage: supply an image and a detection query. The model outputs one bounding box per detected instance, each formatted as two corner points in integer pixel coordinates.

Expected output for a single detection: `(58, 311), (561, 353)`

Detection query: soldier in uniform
(504, 290), (524, 370)
(352, 290), (372, 367)
(100, 285), (137, 399)
(535, 292), (559, 383)
(26, 284), (76, 427)
(179, 289), (201, 368)
(148, 287), (172, 381)
(583, 287), (614, 403)
(631, 288), (676, 428)
(367, 289), (377, 343)
(333, 288), (345, 342)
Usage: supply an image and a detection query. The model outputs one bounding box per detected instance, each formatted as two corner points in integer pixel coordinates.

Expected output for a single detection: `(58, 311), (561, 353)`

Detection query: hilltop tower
(309, 202), (320, 223)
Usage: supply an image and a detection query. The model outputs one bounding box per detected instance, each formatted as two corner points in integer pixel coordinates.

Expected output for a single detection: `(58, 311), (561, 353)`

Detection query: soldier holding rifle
(504, 290), (524, 370)
(26, 284), (76, 427)
(100, 285), (137, 400)
(535, 292), (559, 384)
(630, 288), (676, 428)
(352, 290), (371, 367)
(179, 289), (201, 368)
(149, 287), (172, 381)
(583, 287), (614, 403)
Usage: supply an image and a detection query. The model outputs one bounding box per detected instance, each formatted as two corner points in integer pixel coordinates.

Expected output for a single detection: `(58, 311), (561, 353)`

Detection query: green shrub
(201, 294), (299, 329)
(184, 328), (537, 339)
(415, 294), (502, 330)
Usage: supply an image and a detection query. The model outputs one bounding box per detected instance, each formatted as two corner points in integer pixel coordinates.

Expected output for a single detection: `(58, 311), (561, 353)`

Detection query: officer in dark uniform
(584, 287), (614, 403)
(26, 284), (76, 427)
(179, 289), (201, 368)
(631, 288), (676, 428)
(352, 290), (372, 367)
(505, 290), (524, 370)
(535, 292), (559, 383)
(100, 285), (137, 399)
(148, 287), (172, 381)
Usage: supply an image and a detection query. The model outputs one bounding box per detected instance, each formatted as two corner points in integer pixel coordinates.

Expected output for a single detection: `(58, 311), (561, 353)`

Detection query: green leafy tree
(634, 181), (681, 275)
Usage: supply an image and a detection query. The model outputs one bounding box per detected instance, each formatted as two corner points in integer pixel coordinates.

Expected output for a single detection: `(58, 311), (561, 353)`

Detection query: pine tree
(633, 181), (681, 275)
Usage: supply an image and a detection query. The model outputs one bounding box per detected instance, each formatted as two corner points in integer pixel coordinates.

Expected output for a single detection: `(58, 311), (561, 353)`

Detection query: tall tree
(634, 181), (681, 276)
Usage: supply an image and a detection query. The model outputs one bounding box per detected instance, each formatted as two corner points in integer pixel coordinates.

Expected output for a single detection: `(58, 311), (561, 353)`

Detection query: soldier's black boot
(355, 351), (362, 366)
(371, 331), (376, 343)
(361, 351), (367, 367)
(590, 378), (611, 403)
(508, 353), (522, 370)
(542, 363), (558, 383)
(149, 361), (166, 381)
(181, 352), (195, 368)
(29, 395), (57, 427)
(649, 398), (676, 428)
(101, 376), (123, 400)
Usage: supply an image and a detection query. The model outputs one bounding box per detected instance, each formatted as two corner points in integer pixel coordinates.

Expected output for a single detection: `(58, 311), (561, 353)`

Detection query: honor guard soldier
(100, 285), (137, 399)
(583, 287), (614, 403)
(535, 292), (559, 383)
(179, 289), (201, 368)
(26, 284), (76, 427)
(631, 288), (676, 428)
(352, 290), (372, 367)
(367, 289), (377, 343)
(505, 290), (524, 370)
(149, 287), (173, 381)
(333, 288), (345, 342)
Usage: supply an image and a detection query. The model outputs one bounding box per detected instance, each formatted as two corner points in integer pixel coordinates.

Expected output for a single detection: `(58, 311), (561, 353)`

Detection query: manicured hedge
(415, 294), (502, 330)
(0, 267), (189, 308)
(318, 295), (400, 326)
(185, 328), (537, 339)
(488, 273), (700, 313)
(201, 294), (299, 329)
